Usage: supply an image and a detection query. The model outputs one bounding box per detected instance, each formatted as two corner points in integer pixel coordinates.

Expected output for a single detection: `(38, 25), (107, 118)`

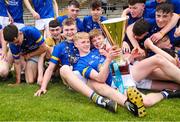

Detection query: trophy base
(111, 63), (130, 76)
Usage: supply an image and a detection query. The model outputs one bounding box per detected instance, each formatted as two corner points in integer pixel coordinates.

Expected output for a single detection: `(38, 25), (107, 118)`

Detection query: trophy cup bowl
(101, 17), (129, 75)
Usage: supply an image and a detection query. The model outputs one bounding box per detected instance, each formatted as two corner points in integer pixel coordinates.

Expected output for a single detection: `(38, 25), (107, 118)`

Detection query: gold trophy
(100, 17), (129, 75)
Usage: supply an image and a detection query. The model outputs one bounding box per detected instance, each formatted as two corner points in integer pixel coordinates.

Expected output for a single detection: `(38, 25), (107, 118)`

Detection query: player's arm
(14, 59), (21, 84)
(144, 38), (176, 64)
(34, 62), (56, 96)
(151, 13), (180, 42)
(126, 24), (145, 55)
(24, 43), (48, 60)
(37, 52), (46, 85)
(23, 0), (40, 19)
(53, 0), (59, 18)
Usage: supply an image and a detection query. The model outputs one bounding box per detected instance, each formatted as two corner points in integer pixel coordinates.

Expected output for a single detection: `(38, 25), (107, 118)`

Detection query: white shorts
(129, 63), (152, 90)
(28, 56), (39, 63)
(135, 79), (152, 90)
(73, 70), (88, 84)
(13, 22), (25, 30)
(35, 18), (54, 30)
(0, 16), (9, 28)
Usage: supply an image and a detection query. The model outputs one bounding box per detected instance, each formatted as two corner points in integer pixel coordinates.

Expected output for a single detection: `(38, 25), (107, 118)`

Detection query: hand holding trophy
(100, 17), (129, 93)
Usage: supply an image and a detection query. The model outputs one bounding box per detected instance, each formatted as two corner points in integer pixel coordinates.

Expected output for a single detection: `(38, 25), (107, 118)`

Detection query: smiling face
(91, 34), (104, 49)
(63, 24), (77, 41)
(128, 3), (145, 18)
(74, 32), (90, 56)
(155, 11), (172, 28)
(49, 26), (61, 40)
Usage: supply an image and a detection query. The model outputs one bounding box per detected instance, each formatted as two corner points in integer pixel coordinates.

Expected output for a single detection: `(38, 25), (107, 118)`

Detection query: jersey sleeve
(49, 44), (62, 64)
(9, 44), (21, 60)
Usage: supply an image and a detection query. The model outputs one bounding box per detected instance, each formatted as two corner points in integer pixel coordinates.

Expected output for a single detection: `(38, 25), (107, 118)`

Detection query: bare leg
(142, 92), (164, 107)
(88, 80), (127, 106)
(60, 65), (94, 98)
(132, 54), (180, 84)
(25, 61), (38, 84)
(151, 80), (180, 91)
(0, 60), (9, 78)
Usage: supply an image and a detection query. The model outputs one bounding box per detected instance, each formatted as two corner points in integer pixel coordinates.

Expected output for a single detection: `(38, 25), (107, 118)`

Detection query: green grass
(0, 77), (180, 121)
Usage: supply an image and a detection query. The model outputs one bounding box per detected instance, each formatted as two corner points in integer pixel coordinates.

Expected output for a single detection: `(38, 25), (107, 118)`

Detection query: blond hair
(73, 32), (89, 42)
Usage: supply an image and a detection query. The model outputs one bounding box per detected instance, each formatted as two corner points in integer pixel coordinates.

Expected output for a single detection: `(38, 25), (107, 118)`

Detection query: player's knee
(0, 66), (9, 78)
(60, 65), (71, 76)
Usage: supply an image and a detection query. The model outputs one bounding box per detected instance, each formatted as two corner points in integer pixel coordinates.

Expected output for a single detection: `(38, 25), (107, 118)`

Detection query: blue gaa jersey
(50, 41), (79, 65)
(56, 15), (84, 32)
(83, 16), (107, 32)
(127, 9), (155, 26)
(32, 0), (54, 18)
(0, 0), (8, 17)
(146, 0), (180, 14)
(6, 0), (24, 23)
(73, 48), (112, 86)
(9, 26), (44, 60)
(150, 24), (180, 47)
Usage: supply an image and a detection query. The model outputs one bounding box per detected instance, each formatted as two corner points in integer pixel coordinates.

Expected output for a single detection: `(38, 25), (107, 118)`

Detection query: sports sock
(161, 91), (169, 99)
(90, 92), (106, 107)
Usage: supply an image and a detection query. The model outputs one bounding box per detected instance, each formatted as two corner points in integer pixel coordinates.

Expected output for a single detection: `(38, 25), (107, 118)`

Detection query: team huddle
(0, 0), (180, 118)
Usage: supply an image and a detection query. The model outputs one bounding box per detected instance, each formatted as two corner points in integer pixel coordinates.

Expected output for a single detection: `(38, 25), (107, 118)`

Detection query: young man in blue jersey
(24, 0), (58, 38)
(83, 0), (107, 32)
(56, 0), (84, 32)
(34, 18), (118, 113)
(6, 0), (25, 29)
(123, 0), (179, 56)
(73, 32), (180, 117)
(3, 24), (47, 85)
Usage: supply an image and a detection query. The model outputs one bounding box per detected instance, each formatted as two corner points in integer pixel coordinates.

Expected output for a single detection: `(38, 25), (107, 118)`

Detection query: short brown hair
(89, 29), (103, 40)
(62, 18), (76, 27)
(128, 0), (146, 5)
(73, 32), (89, 42)
(68, 0), (80, 8)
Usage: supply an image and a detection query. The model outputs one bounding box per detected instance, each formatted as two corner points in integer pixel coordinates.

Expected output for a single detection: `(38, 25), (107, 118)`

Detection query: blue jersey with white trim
(9, 26), (44, 59)
(50, 41), (79, 65)
(56, 15), (84, 32)
(32, 0), (54, 18)
(6, 0), (24, 23)
(83, 16), (107, 32)
(0, 0), (8, 17)
(73, 48), (112, 86)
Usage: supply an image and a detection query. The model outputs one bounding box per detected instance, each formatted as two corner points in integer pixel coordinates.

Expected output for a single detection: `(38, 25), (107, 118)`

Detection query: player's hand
(34, 89), (47, 96)
(32, 12), (40, 19)
(131, 47), (145, 60)
(150, 32), (164, 43)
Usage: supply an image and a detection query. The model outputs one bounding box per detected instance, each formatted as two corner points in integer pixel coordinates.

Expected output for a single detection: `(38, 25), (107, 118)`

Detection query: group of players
(0, 0), (180, 117)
